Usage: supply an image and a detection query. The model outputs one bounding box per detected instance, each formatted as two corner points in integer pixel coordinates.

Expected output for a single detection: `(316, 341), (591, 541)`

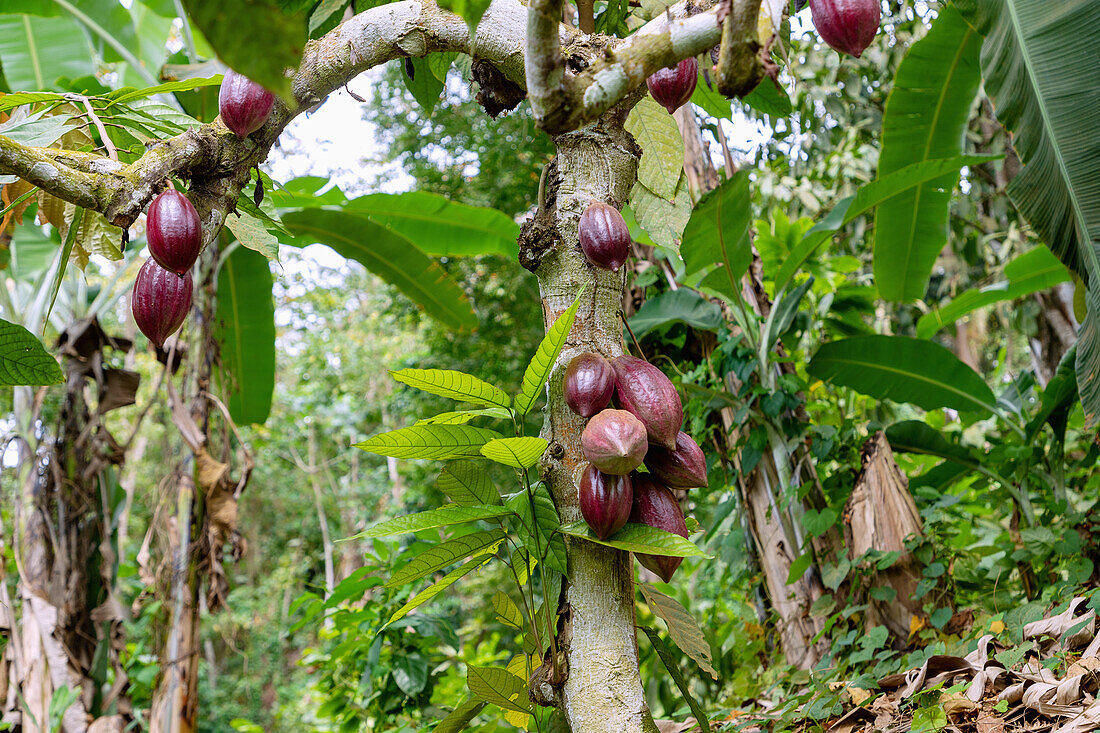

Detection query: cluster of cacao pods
(567, 352), (707, 582)
(130, 70), (275, 348)
(809, 0), (881, 58)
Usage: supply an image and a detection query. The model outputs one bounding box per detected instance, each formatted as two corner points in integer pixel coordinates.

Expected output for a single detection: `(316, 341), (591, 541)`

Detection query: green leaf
(638, 627), (712, 733)
(391, 368), (510, 408)
(401, 55), (444, 115)
(436, 0), (490, 35)
(491, 591), (523, 628)
(480, 437), (548, 469)
(559, 521), (707, 558)
(786, 551), (813, 584)
(807, 335), (997, 416)
(0, 318), (61, 386)
(308, 0), (348, 34)
(507, 485), (567, 575)
(345, 191), (520, 258)
(886, 420), (983, 469)
(628, 289), (722, 339)
(435, 698), (486, 733)
(387, 529), (506, 588)
(774, 155), (1001, 292)
(348, 505), (513, 540)
(283, 208), (477, 331)
(0, 111), (77, 146)
(354, 425), (504, 460)
(762, 276), (814, 353)
(514, 289), (583, 415)
(873, 5), (982, 301)
(215, 246), (275, 425)
(681, 170), (753, 302)
(1026, 343), (1078, 440)
(415, 407), (511, 425)
(625, 96), (684, 200)
(0, 14), (95, 91)
(224, 210), (280, 260)
(630, 176), (693, 253)
(916, 246), (1070, 338)
(389, 555), (491, 624)
(179, 0), (303, 101)
(1078, 286), (1100, 428)
(105, 76), (221, 104)
(436, 460), (500, 506)
(741, 79), (792, 118)
(639, 584), (718, 681)
(689, 66), (731, 119)
(467, 667), (531, 714)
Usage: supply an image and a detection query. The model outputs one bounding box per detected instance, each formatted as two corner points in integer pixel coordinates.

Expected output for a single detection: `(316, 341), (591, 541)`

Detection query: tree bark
(523, 110), (658, 733)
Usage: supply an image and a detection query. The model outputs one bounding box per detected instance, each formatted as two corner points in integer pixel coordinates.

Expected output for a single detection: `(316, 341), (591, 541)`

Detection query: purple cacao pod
(629, 474), (688, 582)
(146, 189), (201, 275)
(645, 431), (708, 489)
(581, 409), (648, 476)
(132, 258), (192, 348)
(809, 0), (880, 58)
(646, 57), (698, 114)
(611, 355), (682, 450)
(579, 201), (631, 271)
(218, 69), (275, 138)
(579, 465), (633, 540)
(565, 352), (615, 418)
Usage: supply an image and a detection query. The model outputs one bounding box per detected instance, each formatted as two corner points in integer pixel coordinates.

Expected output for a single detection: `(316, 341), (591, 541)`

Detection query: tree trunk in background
(844, 432), (927, 641)
(1030, 282), (1078, 386)
(4, 319), (138, 733)
(522, 110), (658, 733)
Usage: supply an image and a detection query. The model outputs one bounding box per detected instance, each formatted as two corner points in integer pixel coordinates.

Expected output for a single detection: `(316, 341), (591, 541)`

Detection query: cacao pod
(581, 409), (648, 476)
(645, 431), (708, 489)
(611, 355), (682, 450)
(219, 70), (275, 138)
(579, 201), (631, 271)
(132, 258), (192, 348)
(809, 0), (880, 58)
(146, 189), (201, 275)
(646, 57), (698, 114)
(629, 474), (688, 582)
(564, 352), (615, 418)
(578, 465), (633, 540)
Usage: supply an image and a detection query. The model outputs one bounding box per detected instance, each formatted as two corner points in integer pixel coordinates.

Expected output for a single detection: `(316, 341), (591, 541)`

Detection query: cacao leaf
(348, 505), (513, 541)
(436, 460), (500, 506)
(415, 407), (511, 425)
(507, 486), (567, 575)
(386, 529), (507, 588)
(491, 592), (523, 629)
(402, 55), (443, 115)
(436, 0), (491, 35)
(391, 368), (511, 408)
(0, 318), (62, 386)
(625, 97), (683, 201)
(224, 209), (280, 261)
(559, 521), (707, 558)
(354, 424), (504, 460)
(466, 666), (531, 714)
(639, 584), (718, 680)
(388, 555), (492, 624)
(104, 77), (222, 105)
(514, 288), (584, 416)
(434, 698), (486, 733)
(639, 626), (712, 733)
(630, 175), (692, 253)
(681, 170), (753, 302)
(480, 437), (548, 470)
(806, 335), (997, 416)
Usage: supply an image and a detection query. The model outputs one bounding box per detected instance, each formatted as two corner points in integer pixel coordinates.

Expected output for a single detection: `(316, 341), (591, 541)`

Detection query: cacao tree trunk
(522, 111), (659, 733)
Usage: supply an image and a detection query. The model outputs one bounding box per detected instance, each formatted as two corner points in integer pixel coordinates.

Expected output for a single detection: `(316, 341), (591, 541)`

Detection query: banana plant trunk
(522, 112), (659, 733)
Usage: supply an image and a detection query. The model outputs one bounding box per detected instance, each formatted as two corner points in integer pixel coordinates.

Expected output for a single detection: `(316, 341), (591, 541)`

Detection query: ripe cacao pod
(581, 409), (648, 476)
(611, 355), (682, 450)
(629, 474), (688, 582)
(219, 69), (275, 138)
(146, 189), (201, 275)
(132, 258), (192, 348)
(564, 352), (615, 418)
(579, 201), (631, 271)
(645, 431), (708, 489)
(646, 57), (698, 114)
(809, 0), (880, 58)
(579, 465), (633, 540)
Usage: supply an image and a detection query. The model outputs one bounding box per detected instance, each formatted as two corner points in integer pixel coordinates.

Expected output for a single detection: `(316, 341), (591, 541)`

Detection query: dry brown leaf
(1053, 700), (1100, 733)
(1067, 657), (1100, 678)
(1024, 598), (1094, 651)
(655, 719), (696, 733)
(943, 691), (980, 716)
(976, 710), (1007, 733)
